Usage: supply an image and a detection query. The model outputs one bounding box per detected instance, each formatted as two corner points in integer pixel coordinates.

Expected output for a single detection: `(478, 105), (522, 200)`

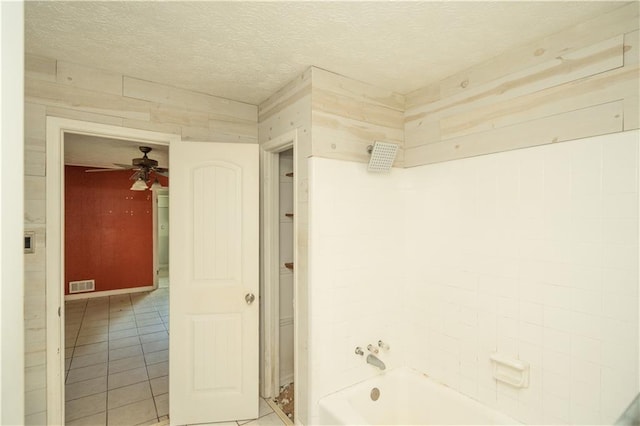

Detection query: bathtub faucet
(366, 354), (386, 370)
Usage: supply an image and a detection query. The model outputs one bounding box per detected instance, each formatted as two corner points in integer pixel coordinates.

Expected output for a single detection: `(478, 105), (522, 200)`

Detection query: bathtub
(318, 368), (520, 425)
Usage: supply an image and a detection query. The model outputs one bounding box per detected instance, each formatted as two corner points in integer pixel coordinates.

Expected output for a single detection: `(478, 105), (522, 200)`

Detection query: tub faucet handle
(367, 344), (379, 354)
(378, 340), (390, 350)
(355, 347), (364, 356)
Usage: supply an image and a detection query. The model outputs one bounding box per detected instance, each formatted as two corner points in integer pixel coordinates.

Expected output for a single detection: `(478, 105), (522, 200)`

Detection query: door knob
(245, 293), (255, 305)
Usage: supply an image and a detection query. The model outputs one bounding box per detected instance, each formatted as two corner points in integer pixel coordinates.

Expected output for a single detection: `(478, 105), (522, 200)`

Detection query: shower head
(367, 141), (398, 173)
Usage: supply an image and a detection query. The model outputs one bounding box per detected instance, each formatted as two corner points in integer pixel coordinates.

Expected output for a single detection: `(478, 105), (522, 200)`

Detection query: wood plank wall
(23, 55), (257, 424)
(404, 2), (640, 167)
(311, 67), (405, 166)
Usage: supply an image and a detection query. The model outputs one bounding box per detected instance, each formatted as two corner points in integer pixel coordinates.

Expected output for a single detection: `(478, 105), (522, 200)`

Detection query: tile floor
(65, 289), (286, 426)
(65, 289), (170, 425)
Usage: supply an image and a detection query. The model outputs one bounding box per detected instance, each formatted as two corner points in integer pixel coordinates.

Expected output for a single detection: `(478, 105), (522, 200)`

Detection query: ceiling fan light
(130, 177), (148, 191)
(150, 178), (163, 190)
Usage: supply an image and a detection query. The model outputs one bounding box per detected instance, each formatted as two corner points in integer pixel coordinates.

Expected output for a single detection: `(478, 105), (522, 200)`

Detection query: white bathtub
(318, 368), (520, 425)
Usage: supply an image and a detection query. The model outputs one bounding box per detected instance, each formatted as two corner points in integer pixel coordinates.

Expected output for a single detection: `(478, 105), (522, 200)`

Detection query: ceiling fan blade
(113, 163), (136, 169)
(85, 168), (123, 173)
(154, 168), (169, 177)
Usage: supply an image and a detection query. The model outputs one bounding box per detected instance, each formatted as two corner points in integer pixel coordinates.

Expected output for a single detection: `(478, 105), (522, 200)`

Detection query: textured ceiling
(25, 1), (626, 105)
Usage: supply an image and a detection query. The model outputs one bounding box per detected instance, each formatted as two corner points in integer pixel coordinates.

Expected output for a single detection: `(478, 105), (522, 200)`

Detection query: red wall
(64, 166), (169, 295)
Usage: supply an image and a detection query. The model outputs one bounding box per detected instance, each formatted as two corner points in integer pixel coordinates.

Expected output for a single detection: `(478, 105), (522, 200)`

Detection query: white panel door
(170, 141), (259, 425)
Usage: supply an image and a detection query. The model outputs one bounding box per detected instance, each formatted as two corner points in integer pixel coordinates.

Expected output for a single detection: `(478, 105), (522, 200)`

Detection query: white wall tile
(308, 131), (639, 426)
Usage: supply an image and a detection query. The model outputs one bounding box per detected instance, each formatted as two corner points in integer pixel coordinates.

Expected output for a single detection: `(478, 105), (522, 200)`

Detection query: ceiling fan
(85, 146), (168, 190)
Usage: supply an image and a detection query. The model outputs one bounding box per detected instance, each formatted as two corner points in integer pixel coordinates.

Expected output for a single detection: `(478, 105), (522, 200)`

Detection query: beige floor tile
(150, 376), (168, 396)
(146, 361), (168, 379)
(66, 363), (108, 384)
(136, 317), (164, 327)
(242, 412), (285, 426)
(66, 411), (106, 426)
(139, 331), (169, 344)
(109, 321), (137, 332)
(144, 349), (168, 365)
(133, 306), (157, 315)
(110, 316), (136, 326)
(109, 354), (146, 374)
(75, 333), (108, 346)
(83, 311), (109, 320)
(81, 319), (109, 329)
(109, 328), (139, 341)
(110, 310), (134, 318)
(78, 325), (109, 338)
(65, 391), (106, 422)
(73, 341), (108, 357)
(65, 376), (107, 401)
(108, 366), (149, 390)
(138, 324), (166, 335)
(154, 392), (169, 417)
(109, 335), (141, 350)
(109, 344), (143, 361)
(107, 398), (157, 426)
(66, 324), (81, 334)
(135, 312), (161, 321)
(143, 339), (169, 354)
(108, 380), (152, 410)
(70, 351), (108, 369)
(259, 398), (274, 417)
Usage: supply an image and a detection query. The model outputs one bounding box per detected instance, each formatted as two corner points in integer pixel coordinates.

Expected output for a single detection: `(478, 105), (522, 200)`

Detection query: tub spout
(366, 354), (386, 370)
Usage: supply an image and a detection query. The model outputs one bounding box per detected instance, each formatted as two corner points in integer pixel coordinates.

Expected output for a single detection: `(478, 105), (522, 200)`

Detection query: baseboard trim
(64, 285), (155, 301)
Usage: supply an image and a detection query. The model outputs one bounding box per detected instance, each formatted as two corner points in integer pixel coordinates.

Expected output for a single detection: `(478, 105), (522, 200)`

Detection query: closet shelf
(285, 172), (294, 177)
(285, 213), (294, 218)
(284, 262), (294, 270)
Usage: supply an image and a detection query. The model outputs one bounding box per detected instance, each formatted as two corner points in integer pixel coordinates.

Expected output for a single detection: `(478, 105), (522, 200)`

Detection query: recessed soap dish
(489, 353), (529, 388)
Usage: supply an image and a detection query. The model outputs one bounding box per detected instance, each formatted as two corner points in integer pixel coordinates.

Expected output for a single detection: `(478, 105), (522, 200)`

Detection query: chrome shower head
(367, 141), (398, 173)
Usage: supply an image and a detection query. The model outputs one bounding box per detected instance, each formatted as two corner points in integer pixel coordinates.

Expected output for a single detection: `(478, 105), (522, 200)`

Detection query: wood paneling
(259, 68), (312, 124)
(405, 3), (639, 166)
(405, 101), (624, 167)
(56, 60), (123, 96)
(311, 68), (405, 165)
(123, 76), (256, 122)
(25, 54), (56, 82)
(26, 78), (152, 121)
(411, 2), (639, 107)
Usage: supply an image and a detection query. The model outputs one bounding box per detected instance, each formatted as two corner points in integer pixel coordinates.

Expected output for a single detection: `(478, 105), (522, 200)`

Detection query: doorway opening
(62, 134), (170, 424)
(46, 118), (179, 425)
(260, 129), (298, 423)
(273, 148), (294, 420)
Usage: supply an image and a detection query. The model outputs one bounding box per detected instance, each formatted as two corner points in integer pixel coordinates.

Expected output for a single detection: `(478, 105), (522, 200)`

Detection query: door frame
(45, 117), (179, 425)
(152, 187), (169, 289)
(260, 129), (298, 399)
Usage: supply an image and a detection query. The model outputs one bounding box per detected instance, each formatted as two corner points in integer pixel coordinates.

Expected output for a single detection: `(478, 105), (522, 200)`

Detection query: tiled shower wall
(308, 158), (407, 424)
(403, 130), (639, 425)
(308, 130), (639, 425)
